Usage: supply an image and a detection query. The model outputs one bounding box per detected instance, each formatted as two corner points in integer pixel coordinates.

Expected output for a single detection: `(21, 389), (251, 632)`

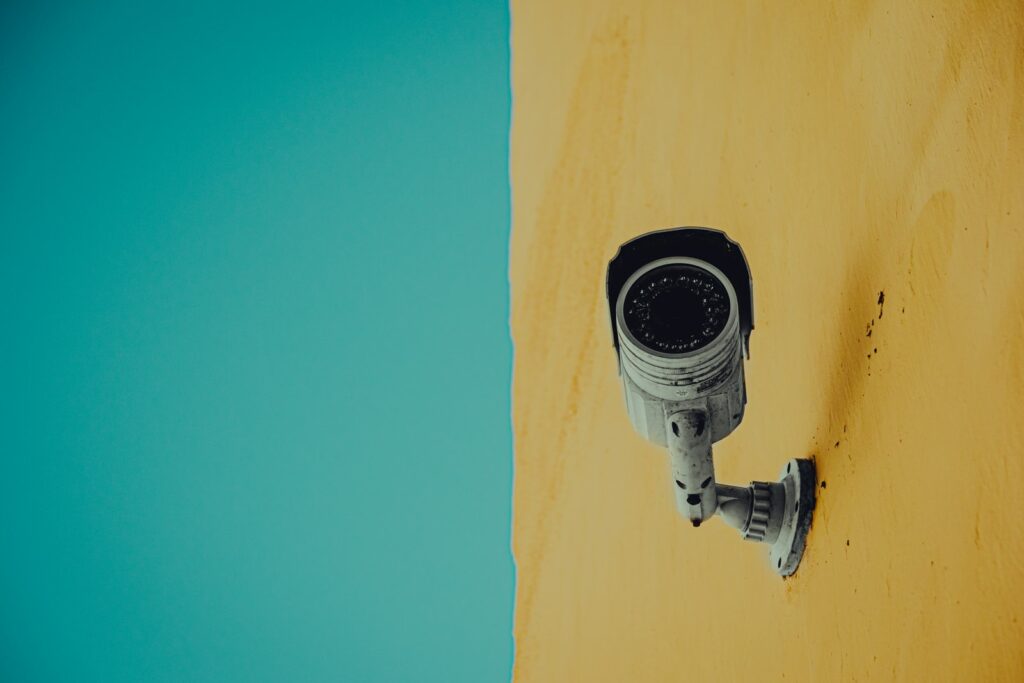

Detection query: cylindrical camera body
(614, 256), (747, 447)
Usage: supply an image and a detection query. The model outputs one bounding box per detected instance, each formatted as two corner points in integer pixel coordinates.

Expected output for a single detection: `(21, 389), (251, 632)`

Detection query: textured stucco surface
(510, 3), (1024, 681)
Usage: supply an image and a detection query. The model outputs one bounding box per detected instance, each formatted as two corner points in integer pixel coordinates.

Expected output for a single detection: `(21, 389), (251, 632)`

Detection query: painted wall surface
(510, 3), (1024, 681)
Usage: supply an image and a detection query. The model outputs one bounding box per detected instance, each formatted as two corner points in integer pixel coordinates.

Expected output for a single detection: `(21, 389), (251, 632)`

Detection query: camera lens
(623, 264), (730, 354)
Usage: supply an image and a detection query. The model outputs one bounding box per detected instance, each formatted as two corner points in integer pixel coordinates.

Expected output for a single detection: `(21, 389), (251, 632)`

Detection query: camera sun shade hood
(606, 227), (755, 359)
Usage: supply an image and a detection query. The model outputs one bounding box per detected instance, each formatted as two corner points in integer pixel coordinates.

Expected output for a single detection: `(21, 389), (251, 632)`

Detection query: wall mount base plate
(769, 458), (817, 577)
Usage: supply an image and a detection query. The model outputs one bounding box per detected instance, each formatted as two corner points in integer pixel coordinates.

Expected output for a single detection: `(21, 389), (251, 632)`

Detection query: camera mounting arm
(667, 408), (816, 575)
(666, 409), (717, 525)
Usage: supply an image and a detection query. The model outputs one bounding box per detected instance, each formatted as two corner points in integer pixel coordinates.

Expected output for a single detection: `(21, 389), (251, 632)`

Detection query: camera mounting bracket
(669, 408), (816, 576)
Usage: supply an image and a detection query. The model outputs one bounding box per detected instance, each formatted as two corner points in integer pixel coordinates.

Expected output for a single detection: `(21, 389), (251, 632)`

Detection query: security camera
(606, 227), (815, 576)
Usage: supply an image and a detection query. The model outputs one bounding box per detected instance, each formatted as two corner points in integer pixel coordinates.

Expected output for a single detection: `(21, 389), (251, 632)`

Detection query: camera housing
(606, 227), (815, 577)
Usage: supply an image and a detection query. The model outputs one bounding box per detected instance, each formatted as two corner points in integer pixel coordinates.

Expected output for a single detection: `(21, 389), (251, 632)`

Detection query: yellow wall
(509, 3), (1024, 681)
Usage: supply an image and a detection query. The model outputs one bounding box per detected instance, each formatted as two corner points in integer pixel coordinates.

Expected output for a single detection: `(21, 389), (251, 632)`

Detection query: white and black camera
(606, 227), (815, 576)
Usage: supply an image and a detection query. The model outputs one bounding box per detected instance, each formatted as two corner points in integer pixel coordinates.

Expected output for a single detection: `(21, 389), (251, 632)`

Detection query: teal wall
(1, 2), (512, 681)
